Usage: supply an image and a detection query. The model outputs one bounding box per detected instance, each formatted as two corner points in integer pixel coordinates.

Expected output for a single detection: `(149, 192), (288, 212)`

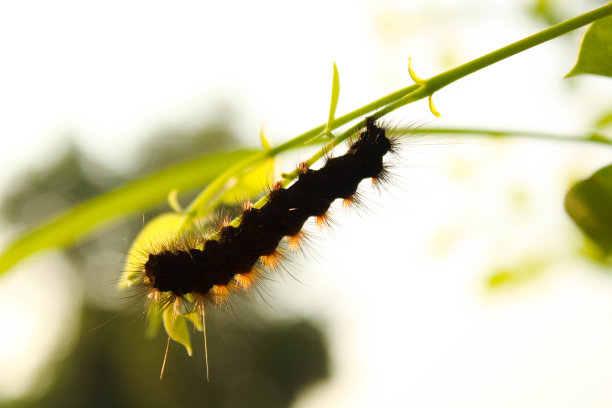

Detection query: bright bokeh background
(1, 0), (611, 406)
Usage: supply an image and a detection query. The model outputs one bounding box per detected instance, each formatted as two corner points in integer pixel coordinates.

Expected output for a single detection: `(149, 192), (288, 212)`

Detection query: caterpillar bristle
(286, 230), (309, 251)
(298, 161), (310, 174)
(314, 212), (334, 229)
(342, 195), (357, 209)
(233, 270), (257, 290)
(211, 284), (231, 303)
(126, 116), (402, 376)
(260, 248), (285, 269)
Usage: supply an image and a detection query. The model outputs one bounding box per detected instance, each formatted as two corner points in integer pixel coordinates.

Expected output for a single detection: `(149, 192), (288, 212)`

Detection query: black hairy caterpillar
(124, 116), (398, 378)
(145, 117), (393, 299)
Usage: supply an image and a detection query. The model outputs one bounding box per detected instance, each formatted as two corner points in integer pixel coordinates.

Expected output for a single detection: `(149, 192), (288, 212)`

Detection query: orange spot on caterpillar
(342, 196), (357, 209)
(210, 285), (231, 308)
(233, 267), (264, 291)
(212, 284), (230, 297)
(260, 249), (284, 269)
(298, 161), (309, 173)
(122, 116), (399, 378)
(129, 116), (395, 310)
(233, 273), (254, 290)
(287, 231), (307, 250)
(315, 212), (333, 229)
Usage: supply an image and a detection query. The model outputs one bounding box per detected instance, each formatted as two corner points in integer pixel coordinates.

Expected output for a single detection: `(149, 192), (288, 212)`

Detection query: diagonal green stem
(181, 83), (420, 228)
(372, 2), (612, 118)
(426, 3), (612, 92)
(400, 127), (612, 146)
(182, 3), (612, 230)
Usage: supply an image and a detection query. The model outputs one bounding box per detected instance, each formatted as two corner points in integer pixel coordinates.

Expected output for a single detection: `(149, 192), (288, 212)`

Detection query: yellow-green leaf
(260, 125), (272, 150)
(566, 14), (612, 78)
(120, 212), (184, 288)
(327, 62), (340, 129)
(184, 311), (204, 332)
(218, 158), (274, 204)
(0, 148), (258, 277)
(163, 309), (192, 356)
(167, 189), (183, 213)
(145, 311), (163, 339)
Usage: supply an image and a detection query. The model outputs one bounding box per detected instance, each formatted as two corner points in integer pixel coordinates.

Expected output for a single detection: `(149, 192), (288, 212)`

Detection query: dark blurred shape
(0, 120), (245, 305)
(1, 306), (329, 408)
(0, 115), (330, 406)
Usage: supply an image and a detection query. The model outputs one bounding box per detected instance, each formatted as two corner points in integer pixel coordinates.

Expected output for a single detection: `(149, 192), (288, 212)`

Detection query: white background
(1, 0), (611, 406)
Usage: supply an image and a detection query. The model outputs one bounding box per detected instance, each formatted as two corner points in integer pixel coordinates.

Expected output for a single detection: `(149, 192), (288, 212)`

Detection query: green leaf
(327, 62), (340, 130)
(163, 309), (192, 356)
(566, 14), (612, 78)
(167, 189), (183, 213)
(259, 125), (272, 150)
(218, 158), (274, 204)
(120, 212), (185, 288)
(184, 311), (204, 332)
(145, 311), (163, 339)
(0, 149), (258, 277)
(565, 163), (612, 256)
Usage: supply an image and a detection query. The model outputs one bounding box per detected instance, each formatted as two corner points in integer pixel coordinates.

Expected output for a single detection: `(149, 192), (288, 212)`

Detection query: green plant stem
(209, 122), (612, 236)
(182, 3), (612, 229)
(427, 4), (612, 92)
(400, 128), (612, 146)
(375, 3), (612, 118)
(182, 152), (265, 217)
(210, 125), (359, 236)
(181, 85), (418, 229)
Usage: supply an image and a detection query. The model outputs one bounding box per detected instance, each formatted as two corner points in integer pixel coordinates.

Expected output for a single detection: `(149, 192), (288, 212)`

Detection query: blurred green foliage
(1, 306), (328, 408)
(565, 164), (612, 258)
(525, 0), (604, 26)
(1, 2), (611, 403)
(0, 118), (329, 407)
(0, 129), (258, 276)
